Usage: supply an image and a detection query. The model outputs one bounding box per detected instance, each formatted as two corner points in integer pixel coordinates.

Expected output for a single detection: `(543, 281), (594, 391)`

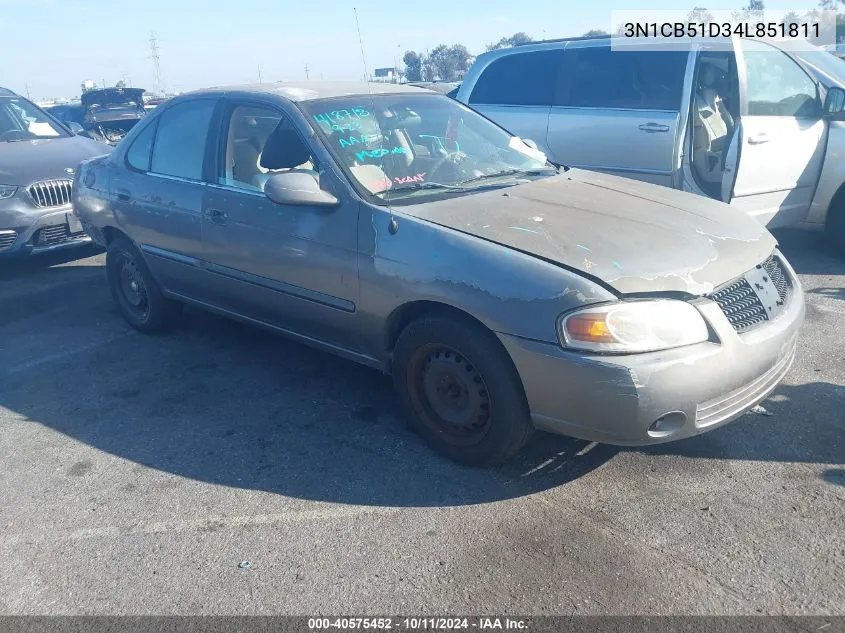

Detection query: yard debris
(749, 404), (773, 416)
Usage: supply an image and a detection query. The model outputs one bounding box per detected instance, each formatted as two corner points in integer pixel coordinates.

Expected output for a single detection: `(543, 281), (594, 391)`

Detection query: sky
(0, 0), (827, 100)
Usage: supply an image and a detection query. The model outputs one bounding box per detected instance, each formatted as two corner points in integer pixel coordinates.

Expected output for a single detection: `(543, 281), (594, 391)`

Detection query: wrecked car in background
(79, 87), (146, 145)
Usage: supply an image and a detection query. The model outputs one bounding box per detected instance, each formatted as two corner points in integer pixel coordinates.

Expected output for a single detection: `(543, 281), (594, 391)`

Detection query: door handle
(115, 190), (131, 202)
(748, 133), (770, 145)
(638, 122), (670, 133)
(204, 208), (228, 224)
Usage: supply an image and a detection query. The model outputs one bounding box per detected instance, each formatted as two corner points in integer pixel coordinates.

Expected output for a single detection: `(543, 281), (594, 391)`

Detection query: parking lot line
(3, 330), (135, 376)
(0, 505), (403, 547)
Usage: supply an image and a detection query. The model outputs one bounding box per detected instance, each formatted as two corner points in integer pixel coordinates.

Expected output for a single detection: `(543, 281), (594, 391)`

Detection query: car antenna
(353, 8), (370, 91)
(354, 7), (399, 233)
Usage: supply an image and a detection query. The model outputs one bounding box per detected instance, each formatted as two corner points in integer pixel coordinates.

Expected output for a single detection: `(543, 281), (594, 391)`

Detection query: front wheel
(106, 237), (180, 333)
(393, 314), (534, 466)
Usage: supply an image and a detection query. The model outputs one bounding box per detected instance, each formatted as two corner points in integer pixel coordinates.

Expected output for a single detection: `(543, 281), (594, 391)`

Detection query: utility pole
(24, 83), (31, 100)
(257, 65), (263, 83)
(149, 31), (163, 95)
(304, 64), (310, 80)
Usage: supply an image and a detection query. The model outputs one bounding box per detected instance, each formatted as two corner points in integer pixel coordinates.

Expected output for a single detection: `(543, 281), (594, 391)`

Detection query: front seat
(693, 63), (734, 185)
(253, 125), (317, 190)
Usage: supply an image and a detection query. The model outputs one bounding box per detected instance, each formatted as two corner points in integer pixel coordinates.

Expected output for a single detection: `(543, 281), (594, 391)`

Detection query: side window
(740, 39), (820, 118)
(150, 99), (216, 180)
(126, 120), (157, 172)
(220, 105), (315, 192)
(469, 50), (562, 106)
(565, 48), (687, 110)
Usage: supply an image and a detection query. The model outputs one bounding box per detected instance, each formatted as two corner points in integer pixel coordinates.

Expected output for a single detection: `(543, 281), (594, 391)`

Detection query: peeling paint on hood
(404, 169), (777, 295)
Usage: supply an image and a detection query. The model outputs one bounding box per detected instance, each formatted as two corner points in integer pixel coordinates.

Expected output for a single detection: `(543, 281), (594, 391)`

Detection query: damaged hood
(81, 88), (145, 109)
(405, 169), (777, 295)
(82, 88), (146, 122)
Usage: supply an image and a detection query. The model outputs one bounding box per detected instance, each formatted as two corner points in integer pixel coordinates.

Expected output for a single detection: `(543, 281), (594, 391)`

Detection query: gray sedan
(72, 82), (805, 465)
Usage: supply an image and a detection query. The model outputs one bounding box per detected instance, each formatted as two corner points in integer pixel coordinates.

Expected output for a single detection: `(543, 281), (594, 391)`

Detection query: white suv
(457, 36), (845, 250)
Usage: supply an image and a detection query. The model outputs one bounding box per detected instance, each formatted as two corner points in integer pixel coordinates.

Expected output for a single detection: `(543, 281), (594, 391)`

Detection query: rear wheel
(106, 237), (180, 333)
(393, 314), (534, 466)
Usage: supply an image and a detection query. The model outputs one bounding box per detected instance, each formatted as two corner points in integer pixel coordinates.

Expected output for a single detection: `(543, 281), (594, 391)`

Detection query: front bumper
(498, 254), (805, 446)
(0, 206), (91, 258)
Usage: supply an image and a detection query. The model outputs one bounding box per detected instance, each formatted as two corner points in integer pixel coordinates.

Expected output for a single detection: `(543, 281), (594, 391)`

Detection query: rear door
(723, 38), (826, 227)
(547, 45), (689, 187)
(110, 97), (218, 297)
(466, 49), (562, 156)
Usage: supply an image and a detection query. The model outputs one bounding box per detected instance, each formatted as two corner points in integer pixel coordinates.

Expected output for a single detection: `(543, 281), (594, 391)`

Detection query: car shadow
(822, 468), (845, 487)
(771, 228), (845, 276)
(635, 380), (845, 466)
(0, 303), (618, 509)
(0, 244), (103, 281)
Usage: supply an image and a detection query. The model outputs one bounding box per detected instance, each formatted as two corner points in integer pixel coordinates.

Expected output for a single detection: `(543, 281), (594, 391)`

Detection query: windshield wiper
(455, 168), (557, 186)
(374, 181), (466, 196)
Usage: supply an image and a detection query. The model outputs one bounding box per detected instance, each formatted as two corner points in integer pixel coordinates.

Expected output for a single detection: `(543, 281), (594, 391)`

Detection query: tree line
(400, 1), (844, 83)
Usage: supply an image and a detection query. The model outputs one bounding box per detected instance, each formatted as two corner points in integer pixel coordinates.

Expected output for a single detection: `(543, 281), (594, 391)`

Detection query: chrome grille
(28, 179), (73, 208)
(710, 255), (792, 333)
(711, 278), (768, 332)
(35, 224), (83, 246)
(0, 231), (17, 250)
(762, 255), (790, 302)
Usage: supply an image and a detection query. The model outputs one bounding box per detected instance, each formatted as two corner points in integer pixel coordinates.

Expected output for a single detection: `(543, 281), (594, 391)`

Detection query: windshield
(0, 97), (67, 141)
(301, 94), (554, 204)
(795, 50), (845, 87)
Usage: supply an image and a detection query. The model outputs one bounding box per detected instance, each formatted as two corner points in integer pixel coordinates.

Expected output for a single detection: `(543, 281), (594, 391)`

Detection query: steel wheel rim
(117, 254), (149, 319)
(410, 344), (492, 443)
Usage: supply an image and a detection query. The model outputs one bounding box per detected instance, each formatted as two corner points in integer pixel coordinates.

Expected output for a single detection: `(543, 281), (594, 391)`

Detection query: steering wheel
(427, 149), (470, 183)
(0, 129), (30, 142)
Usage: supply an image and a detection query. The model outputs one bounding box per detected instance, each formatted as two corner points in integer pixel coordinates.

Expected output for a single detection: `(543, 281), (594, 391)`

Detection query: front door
(724, 38), (826, 227)
(199, 101), (361, 350)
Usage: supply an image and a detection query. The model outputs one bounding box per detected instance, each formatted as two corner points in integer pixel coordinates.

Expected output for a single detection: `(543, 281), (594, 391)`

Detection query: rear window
(562, 48), (688, 110)
(469, 50), (563, 107)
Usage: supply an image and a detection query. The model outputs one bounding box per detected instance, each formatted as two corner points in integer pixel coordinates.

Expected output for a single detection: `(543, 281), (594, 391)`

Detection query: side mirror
(522, 138), (539, 150)
(824, 87), (845, 115)
(68, 122), (84, 135)
(264, 171), (339, 208)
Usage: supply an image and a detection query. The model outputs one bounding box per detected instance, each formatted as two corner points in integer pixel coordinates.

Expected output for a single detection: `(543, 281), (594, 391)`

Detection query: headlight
(559, 300), (709, 353)
(0, 185), (18, 200)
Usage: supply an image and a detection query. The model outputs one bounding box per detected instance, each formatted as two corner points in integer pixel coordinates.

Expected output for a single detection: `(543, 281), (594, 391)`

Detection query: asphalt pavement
(0, 230), (842, 615)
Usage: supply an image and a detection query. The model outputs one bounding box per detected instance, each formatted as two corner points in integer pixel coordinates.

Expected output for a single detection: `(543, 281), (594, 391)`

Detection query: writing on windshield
(304, 95), (551, 202)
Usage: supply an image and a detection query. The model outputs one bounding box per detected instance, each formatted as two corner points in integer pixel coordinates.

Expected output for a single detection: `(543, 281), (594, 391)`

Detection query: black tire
(106, 237), (180, 333)
(393, 314), (534, 466)
(825, 198), (845, 254)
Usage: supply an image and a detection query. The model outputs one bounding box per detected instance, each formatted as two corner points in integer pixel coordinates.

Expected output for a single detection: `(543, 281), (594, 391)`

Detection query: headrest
(699, 63), (718, 88)
(260, 125), (311, 170)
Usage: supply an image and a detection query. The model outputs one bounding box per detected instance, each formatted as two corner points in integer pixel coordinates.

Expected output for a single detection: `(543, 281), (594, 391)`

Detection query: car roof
(184, 81), (434, 102)
(0, 87), (19, 97)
